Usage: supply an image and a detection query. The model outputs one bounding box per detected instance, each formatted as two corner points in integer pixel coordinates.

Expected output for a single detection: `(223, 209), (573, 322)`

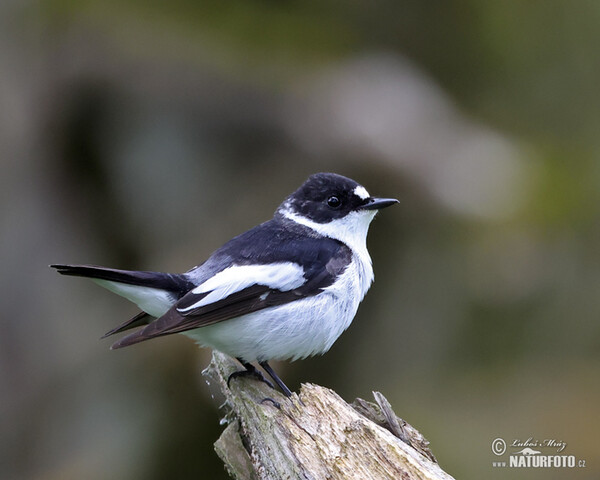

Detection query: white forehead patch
(353, 185), (370, 200)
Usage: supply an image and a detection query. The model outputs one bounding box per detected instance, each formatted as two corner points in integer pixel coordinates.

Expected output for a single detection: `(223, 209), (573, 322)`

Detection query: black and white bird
(52, 173), (398, 396)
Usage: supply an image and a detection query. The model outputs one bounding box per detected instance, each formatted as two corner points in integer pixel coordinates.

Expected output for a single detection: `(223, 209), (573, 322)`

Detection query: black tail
(50, 264), (193, 293)
(51, 264), (195, 341)
(100, 311), (152, 339)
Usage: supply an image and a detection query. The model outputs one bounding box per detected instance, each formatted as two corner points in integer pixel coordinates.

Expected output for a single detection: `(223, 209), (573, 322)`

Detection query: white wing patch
(178, 263), (305, 313)
(353, 185), (370, 200)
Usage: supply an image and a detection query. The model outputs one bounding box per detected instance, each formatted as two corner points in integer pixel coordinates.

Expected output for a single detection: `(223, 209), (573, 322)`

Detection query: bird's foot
(260, 397), (281, 409)
(228, 363), (275, 390)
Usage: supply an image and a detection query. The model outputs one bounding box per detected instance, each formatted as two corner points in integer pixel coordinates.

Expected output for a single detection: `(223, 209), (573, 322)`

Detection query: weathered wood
(204, 352), (455, 480)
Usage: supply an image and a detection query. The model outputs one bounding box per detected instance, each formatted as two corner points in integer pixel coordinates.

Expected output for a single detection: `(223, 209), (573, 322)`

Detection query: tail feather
(109, 307), (183, 349)
(51, 264), (195, 342)
(101, 311), (151, 339)
(50, 264), (193, 293)
(110, 328), (158, 349)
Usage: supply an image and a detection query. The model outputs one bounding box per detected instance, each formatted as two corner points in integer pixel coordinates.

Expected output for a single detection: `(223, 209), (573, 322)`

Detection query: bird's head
(278, 172), (398, 247)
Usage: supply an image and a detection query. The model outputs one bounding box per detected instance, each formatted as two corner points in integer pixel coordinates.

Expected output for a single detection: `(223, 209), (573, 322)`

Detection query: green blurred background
(1, 1), (599, 479)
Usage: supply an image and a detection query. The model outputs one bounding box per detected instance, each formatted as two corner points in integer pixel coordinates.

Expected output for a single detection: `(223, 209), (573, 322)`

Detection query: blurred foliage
(40, 0), (600, 144)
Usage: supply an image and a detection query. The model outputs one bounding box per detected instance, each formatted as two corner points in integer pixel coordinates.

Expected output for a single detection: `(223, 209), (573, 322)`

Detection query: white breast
(185, 254), (373, 362)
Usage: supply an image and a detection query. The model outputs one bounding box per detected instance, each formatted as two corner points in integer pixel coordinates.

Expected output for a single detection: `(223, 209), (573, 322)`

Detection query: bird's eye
(327, 195), (341, 208)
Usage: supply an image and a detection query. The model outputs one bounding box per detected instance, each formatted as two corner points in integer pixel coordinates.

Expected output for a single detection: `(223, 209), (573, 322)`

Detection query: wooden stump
(204, 352), (455, 480)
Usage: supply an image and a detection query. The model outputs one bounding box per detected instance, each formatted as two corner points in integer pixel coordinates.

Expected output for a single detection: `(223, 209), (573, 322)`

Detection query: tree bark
(204, 352), (455, 480)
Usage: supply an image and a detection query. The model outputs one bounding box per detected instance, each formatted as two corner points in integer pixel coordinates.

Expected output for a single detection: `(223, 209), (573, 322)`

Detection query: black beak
(360, 197), (400, 210)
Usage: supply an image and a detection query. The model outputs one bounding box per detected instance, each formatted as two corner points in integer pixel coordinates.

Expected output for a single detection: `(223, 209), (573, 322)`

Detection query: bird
(51, 172), (398, 397)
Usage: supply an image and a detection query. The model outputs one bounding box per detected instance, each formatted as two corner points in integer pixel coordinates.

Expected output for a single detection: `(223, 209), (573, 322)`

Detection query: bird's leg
(259, 361), (293, 397)
(227, 358), (275, 389)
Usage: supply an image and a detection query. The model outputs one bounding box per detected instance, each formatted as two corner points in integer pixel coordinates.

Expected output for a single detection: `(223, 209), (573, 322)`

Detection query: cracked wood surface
(205, 352), (455, 480)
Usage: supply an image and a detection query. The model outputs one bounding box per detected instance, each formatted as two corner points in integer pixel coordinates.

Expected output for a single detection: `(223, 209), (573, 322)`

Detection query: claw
(260, 397), (281, 409)
(227, 368), (275, 389)
(228, 359), (275, 389)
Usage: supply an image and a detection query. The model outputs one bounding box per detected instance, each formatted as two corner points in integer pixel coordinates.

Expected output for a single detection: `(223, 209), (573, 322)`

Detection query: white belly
(185, 258), (371, 362)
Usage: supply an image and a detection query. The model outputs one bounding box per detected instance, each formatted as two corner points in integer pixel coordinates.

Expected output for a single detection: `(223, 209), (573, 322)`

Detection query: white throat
(282, 209), (377, 294)
(282, 209), (375, 255)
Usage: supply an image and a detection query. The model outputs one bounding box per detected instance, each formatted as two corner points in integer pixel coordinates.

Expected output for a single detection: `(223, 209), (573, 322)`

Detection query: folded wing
(111, 246), (351, 349)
